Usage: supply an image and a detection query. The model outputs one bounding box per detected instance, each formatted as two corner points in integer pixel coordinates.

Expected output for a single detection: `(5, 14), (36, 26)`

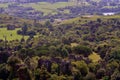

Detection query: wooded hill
(0, 14), (120, 80)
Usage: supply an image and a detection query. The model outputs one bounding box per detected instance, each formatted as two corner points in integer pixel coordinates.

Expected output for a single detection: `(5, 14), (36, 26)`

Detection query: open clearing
(0, 28), (29, 41)
(0, 3), (9, 8)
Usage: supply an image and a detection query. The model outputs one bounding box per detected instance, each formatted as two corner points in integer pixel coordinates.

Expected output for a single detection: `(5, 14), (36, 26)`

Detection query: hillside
(0, 14), (33, 26)
(0, 14), (36, 41)
(0, 14), (120, 79)
(0, 0), (120, 80)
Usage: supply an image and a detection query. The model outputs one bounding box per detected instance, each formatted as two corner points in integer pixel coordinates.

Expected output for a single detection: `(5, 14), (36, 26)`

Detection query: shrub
(73, 45), (92, 57)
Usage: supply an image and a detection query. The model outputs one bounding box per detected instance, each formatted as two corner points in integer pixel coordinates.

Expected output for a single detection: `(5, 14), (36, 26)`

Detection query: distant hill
(1, 0), (120, 20)
(0, 0), (69, 3)
(0, 0), (120, 5)
(0, 0), (120, 4)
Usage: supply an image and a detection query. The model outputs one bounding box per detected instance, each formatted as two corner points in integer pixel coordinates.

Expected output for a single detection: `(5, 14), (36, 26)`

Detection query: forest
(0, 13), (120, 80)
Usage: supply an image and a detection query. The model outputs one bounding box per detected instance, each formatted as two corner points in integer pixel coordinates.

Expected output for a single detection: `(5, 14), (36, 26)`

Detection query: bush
(111, 70), (120, 80)
(73, 45), (92, 57)
(72, 61), (89, 77)
(17, 30), (22, 35)
(0, 64), (10, 80)
(96, 68), (106, 79)
(84, 72), (96, 80)
(109, 50), (120, 60)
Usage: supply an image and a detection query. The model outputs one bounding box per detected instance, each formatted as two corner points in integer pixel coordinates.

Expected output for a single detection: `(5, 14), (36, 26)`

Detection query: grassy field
(91, 0), (101, 2)
(0, 3), (11, 8)
(60, 14), (120, 25)
(20, 2), (75, 15)
(0, 28), (29, 41)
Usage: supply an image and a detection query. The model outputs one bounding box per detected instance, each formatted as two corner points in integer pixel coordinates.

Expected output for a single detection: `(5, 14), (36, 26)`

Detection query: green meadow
(0, 3), (11, 8)
(0, 28), (29, 41)
(20, 2), (75, 15)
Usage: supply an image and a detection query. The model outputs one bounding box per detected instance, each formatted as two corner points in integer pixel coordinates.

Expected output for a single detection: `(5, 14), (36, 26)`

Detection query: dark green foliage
(17, 66), (32, 80)
(73, 72), (83, 80)
(19, 48), (27, 59)
(84, 72), (96, 80)
(19, 48), (35, 58)
(97, 45), (110, 59)
(62, 37), (71, 45)
(97, 18), (102, 23)
(73, 45), (92, 57)
(73, 61), (89, 77)
(109, 50), (120, 60)
(103, 76), (109, 80)
(27, 30), (36, 36)
(96, 68), (106, 79)
(64, 45), (72, 54)
(111, 70), (120, 80)
(7, 56), (21, 80)
(22, 23), (28, 35)
(44, 20), (53, 30)
(55, 45), (69, 57)
(61, 48), (69, 58)
(0, 64), (9, 80)
(0, 51), (10, 64)
(17, 22), (36, 37)
(107, 60), (119, 71)
(88, 63), (100, 73)
(27, 48), (35, 57)
(34, 69), (41, 80)
(39, 66), (51, 80)
(7, 56), (21, 67)
(61, 61), (72, 75)
(35, 46), (49, 56)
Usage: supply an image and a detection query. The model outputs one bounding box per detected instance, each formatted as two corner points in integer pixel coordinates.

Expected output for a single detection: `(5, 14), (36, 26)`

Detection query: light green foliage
(51, 63), (58, 73)
(72, 61), (89, 76)
(50, 74), (70, 80)
(89, 52), (101, 62)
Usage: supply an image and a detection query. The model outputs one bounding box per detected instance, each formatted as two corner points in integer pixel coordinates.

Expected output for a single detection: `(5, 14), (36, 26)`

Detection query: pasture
(0, 3), (12, 8)
(20, 2), (75, 15)
(0, 28), (29, 41)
